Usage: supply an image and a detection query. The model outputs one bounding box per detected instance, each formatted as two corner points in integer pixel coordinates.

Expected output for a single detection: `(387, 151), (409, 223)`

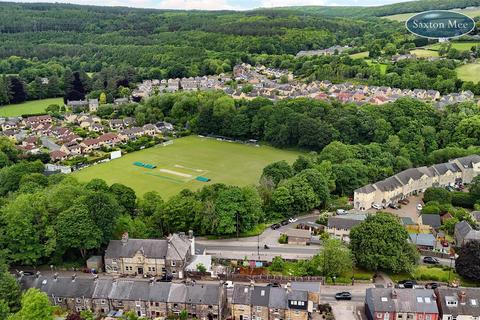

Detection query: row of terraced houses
(354, 155), (480, 211)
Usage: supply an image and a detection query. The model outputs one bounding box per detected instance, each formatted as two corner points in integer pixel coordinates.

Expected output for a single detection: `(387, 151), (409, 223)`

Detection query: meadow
(456, 63), (480, 82)
(0, 97), (63, 117)
(410, 49), (439, 58)
(74, 136), (302, 198)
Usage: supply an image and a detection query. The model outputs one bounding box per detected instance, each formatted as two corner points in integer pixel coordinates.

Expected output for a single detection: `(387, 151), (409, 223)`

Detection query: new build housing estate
(354, 155), (480, 210)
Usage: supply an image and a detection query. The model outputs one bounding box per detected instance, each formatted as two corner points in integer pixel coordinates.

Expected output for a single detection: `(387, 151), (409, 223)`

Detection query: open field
(365, 60), (388, 75)
(384, 7), (480, 21)
(456, 63), (480, 82)
(428, 41), (480, 51)
(410, 49), (439, 58)
(350, 51), (369, 59)
(74, 136), (302, 198)
(0, 97), (63, 117)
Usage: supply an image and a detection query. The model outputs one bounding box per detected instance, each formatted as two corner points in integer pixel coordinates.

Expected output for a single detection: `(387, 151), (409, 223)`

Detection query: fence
(217, 273), (324, 284)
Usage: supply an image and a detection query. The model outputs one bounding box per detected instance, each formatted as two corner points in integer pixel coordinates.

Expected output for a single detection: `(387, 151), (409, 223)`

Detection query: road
(196, 213), (321, 260)
(420, 255), (456, 267)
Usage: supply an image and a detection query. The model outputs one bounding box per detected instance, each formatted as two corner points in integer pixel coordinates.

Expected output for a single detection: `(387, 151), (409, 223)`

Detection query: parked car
(398, 280), (417, 288)
(224, 281), (234, 289)
(336, 209), (347, 215)
(399, 199), (409, 205)
(288, 217), (298, 223)
(425, 282), (440, 289)
(372, 203), (382, 210)
(267, 282), (281, 288)
(20, 271), (35, 276)
(281, 220), (289, 226)
(388, 203), (400, 209)
(416, 204), (423, 211)
(270, 223), (281, 230)
(423, 256), (439, 264)
(335, 292), (352, 300)
(441, 240), (449, 247)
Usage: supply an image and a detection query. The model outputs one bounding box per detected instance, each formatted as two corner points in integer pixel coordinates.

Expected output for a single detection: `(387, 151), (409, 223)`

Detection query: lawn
(365, 60), (388, 75)
(456, 63), (480, 83)
(74, 136), (302, 198)
(0, 97), (63, 117)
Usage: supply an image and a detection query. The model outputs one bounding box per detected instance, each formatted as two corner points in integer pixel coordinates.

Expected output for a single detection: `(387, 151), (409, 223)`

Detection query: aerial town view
(2, 0), (480, 319)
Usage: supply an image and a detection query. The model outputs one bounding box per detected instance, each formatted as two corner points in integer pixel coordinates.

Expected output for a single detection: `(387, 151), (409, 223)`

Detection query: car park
(423, 256), (439, 264)
(335, 292), (352, 300)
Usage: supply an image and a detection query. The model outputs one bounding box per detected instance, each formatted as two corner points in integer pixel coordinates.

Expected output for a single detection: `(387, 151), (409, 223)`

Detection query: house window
(155, 302), (159, 307)
(256, 306), (262, 312)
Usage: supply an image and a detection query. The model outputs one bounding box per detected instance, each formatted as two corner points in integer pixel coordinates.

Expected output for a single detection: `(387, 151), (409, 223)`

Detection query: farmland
(74, 136), (302, 198)
(456, 63), (480, 82)
(0, 97), (63, 117)
(384, 7), (480, 21)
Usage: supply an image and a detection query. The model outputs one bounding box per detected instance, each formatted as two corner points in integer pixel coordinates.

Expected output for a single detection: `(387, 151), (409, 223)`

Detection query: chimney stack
(35, 271), (41, 278)
(149, 277), (155, 285)
(121, 232), (129, 246)
(392, 289), (397, 299)
(72, 274), (77, 282)
(459, 291), (467, 304)
(53, 273), (58, 281)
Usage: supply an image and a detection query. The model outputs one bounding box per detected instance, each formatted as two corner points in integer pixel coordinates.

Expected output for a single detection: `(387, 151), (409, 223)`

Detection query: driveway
(320, 284), (373, 320)
(366, 195), (424, 223)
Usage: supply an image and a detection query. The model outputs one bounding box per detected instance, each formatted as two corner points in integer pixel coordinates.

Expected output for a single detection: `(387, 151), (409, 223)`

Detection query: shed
(284, 228), (311, 245)
(409, 233), (436, 250)
(86, 255), (103, 272)
(421, 214), (441, 229)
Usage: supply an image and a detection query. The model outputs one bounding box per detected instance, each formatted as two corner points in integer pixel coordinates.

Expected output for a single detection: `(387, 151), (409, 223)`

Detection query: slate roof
(455, 220), (480, 245)
(328, 214), (367, 230)
(284, 229), (311, 239)
(268, 287), (287, 309)
(289, 283), (320, 296)
(186, 284), (219, 305)
(19, 276), (96, 298)
(365, 288), (438, 314)
(105, 234), (191, 261)
(251, 286), (270, 306)
(421, 214), (442, 229)
(471, 211), (480, 222)
(232, 285), (252, 305)
(436, 287), (480, 317)
(455, 155), (480, 169)
(92, 279), (113, 299)
(149, 282), (171, 302)
(409, 233), (436, 247)
(168, 283), (188, 303)
(105, 239), (168, 259)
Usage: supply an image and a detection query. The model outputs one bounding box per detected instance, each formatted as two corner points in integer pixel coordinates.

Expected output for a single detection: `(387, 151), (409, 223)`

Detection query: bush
(424, 187), (452, 204)
(270, 256), (285, 272)
(278, 234), (288, 244)
(451, 192), (477, 208)
(421, 203), (440, 215)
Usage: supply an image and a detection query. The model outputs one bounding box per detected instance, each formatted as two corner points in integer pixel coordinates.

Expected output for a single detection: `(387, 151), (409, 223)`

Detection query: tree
(7, 77), (26, 104)
(270, 256), (285, 272)
(8, 288), (53, 320)
(469, 176), (480, 199)
(350, 213), (418, 273)
(261, 161), (293, 186)
(317, 239), (352, 280)
(82, 191), (122, 243)
(456, 240), (480, 282)
(109, 183), (136, 214)
(55, 203), (102, 258)
(99, 92), (107, 105)
(0, 260), (21, 313)
(423, 187), (452, 204)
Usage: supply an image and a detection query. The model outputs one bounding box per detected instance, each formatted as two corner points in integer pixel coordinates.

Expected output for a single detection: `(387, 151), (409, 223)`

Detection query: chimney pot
(72, 274), (77, 282)
(121, 232), (129, 246)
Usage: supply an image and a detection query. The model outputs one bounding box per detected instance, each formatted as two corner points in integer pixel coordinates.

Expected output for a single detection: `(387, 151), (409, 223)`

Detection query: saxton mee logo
(406, 10), (475, 39)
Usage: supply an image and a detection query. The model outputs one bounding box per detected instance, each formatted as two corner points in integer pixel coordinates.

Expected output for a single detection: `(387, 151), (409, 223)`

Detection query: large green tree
(350, 213), (418, 273)
(316, 239), (353, 280)
(8, 288), (53, 320)
(456, 240), (480, 282)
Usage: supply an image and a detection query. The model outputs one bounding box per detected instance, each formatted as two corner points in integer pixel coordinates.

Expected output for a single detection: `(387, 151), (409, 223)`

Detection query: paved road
(196, 213), (321, 260)
(420, 255), (455, 267)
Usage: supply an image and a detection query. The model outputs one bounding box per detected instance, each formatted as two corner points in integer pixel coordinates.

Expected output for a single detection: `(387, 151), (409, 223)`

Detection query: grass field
(410, 49), (439, 58)
(428, 41), (480, 51)
(74, 136), (302, 198)
(0, 97), (63, 117)
(384, 7), (480, 21)
(350, 51), (369, 59)
(456, 63), (480, 82)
